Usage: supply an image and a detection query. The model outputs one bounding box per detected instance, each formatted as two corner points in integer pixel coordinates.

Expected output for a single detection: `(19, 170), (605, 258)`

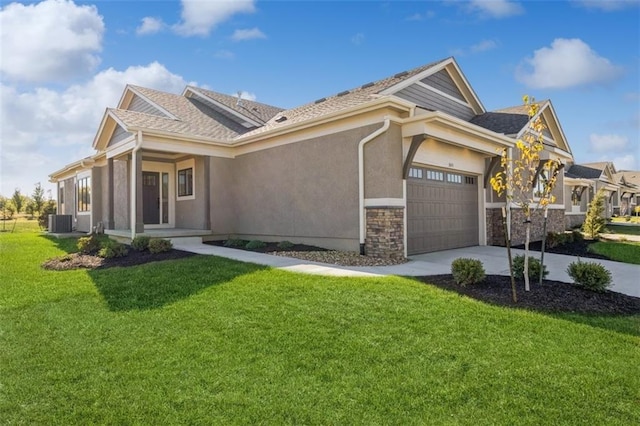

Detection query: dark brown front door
(143, 172), (160, 224)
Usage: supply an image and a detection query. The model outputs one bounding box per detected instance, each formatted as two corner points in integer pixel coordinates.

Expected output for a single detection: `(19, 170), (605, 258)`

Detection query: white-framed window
(408, 167), (423, 179)
(176, 159), (195, 200)
(446, 173), (462, 184)
(76, 174), (91, 213)
(426, 169), (444, 181)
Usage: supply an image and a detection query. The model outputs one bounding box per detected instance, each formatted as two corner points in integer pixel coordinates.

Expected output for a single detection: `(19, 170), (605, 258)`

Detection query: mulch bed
(42, 249), (195, 271)
(417, 274), (640, 315)
(204, 240), (326, 253)
(513, 239), (609, 260)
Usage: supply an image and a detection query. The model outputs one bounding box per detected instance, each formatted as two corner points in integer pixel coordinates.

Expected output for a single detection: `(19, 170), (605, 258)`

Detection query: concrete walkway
(172, 242), (640, 298)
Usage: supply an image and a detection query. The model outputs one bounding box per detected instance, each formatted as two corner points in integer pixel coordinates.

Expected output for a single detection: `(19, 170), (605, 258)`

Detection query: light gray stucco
(364, 123), (404, 199)
(175, 156), (207, 229)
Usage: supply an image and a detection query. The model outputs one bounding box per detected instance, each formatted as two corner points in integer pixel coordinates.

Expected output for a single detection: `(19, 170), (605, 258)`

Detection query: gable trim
(123, 86), (179, 120)
(414, 81), (472, 108)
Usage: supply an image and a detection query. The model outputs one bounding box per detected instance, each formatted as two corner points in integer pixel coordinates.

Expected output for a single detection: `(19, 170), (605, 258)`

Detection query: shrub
(77, 235), (101, 254)
(582, 189), (607, 239)
(148, 238), (173, 254)
(567, 260), (612, 293)
(512, 255), (549, 281)
(224, 239), (247, 248)
(571, 229), (584, 243)
(98, 240), (129, 259)
(131, 236), (151, 251)
(245, 240), (266, 250)
(277, 240), (294, 250)
(451, 258), (486, 286)
(546, 232), (562, 248)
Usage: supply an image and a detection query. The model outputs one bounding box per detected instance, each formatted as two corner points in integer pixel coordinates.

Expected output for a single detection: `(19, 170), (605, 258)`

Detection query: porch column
(130, 150), (144, 238)
(203, 156), (211, 230)
(106, 158), (115, 229)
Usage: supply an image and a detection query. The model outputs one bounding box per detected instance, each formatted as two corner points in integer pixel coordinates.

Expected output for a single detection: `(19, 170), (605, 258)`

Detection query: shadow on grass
(87, 255), (267, 311)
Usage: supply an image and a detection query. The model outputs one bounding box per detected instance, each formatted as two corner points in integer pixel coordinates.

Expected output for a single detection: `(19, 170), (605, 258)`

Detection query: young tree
(490, 96), (561, 292)
(32, 182), (45, 217)
(582, 189), (607, 239)
(11, 188), (24, 214)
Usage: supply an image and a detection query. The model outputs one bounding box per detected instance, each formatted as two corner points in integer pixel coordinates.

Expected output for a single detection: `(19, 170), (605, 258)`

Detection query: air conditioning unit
(49, 214), (73, 233)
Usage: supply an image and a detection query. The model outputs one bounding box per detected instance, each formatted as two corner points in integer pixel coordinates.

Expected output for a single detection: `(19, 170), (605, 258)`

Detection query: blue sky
(1, 0), (639, 197)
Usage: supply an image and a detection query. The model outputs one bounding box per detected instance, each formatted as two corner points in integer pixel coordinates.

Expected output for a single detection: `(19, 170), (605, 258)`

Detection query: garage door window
(408, 168), (423, 179)
(426, 170), (444, 181)
(447, 173), (462, 184)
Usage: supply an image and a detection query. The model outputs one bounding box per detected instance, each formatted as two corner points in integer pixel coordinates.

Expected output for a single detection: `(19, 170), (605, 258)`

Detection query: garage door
(407, 166), (479, 255)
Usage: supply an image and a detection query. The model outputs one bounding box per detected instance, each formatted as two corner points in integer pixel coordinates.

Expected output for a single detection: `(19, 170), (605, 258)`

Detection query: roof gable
(118, 85), (177, 119)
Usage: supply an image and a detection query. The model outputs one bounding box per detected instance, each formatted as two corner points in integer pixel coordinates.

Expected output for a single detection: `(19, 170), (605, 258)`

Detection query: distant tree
(38, 199), (57, 230)
(490, 95), (561, 294)
(0, 196), (16, 224)
(11, 189), (24, 214)
(32, 182), (45, 216)
(582, 189), (607, 239)
(25, 199), (36, 219)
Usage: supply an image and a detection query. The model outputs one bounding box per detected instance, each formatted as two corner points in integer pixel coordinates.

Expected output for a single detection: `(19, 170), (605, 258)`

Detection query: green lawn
(2, 225), (639, 424)
(606, 223), (640, 236)
(589, 241), (640, 265)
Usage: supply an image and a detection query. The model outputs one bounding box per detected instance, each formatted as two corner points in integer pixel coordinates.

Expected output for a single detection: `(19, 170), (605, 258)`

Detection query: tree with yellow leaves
(490, 96), (562, 293)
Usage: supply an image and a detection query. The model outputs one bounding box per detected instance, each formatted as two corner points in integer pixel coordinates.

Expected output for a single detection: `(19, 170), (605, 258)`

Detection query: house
(613, 171), (639, 216)
(49, 57), (575, 258)
(569, 162), (621, 220)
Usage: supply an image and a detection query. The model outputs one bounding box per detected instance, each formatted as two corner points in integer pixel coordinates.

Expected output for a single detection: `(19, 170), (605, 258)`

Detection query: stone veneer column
(365, 206), (404, 259)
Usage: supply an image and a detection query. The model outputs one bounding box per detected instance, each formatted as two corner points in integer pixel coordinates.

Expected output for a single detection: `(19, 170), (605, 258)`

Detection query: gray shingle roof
(113, 86), (247, 140)
(565, 164), (603, 179)
(469, 101), (548, 135)
(238, 58), (449, 139)
(186, 86), (284, 124)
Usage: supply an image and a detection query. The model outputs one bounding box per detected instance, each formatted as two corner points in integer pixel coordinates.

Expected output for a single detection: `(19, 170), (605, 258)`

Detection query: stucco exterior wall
(91, 167), (103, 226)
(114, 159), (129, 229)
(209, 157), (235, 236)
(76, 214), (90, 232)
(364, 123), (403, 199)
(412, 138), (488, 175)
(60, 177), (75, 216)
(175, 156), (206, 229)
(229, 125), (380, 251)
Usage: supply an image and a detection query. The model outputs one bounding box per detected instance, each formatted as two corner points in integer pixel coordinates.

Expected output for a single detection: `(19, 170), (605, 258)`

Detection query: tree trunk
(524, 219), (531, 292)
(502, 206), (517, 303)
(539, 208), (548, 287)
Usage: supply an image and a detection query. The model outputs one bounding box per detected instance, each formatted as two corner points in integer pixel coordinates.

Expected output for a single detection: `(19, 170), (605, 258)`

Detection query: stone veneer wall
(565, 214), (585, 230)
(486, 208), (565, 247)
(365, 207), (404, 259)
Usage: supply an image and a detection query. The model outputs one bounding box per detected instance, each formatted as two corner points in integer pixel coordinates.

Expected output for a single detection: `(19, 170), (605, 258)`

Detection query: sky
(1, 0), (639, 198)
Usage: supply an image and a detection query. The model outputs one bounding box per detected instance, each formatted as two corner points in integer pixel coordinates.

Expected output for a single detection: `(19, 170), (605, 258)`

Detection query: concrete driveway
(173, 242), (640, 298)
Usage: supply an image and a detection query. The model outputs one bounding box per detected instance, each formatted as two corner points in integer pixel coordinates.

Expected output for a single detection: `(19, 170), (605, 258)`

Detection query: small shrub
(98, 240), (129, 259)
(224, 239), (247, 248)
(148, 238), (173, 254)
(245, 240), (266, 250)
(131, 236), (150, 251)
(546, 232), (561, 248)
(77, 235), (101, 254)
(451, 258), (486, 286)
(567, 260), (612, 293)
(571, 229), (584, 243)
(512, 255), (549, 281)
(277, 240), (294, 250)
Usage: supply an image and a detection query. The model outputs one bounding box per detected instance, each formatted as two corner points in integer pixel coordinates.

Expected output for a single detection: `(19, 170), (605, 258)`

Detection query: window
(178, 167), (193, 197)
(534, 171), (548, 198)
(77, 176), (91, 212)
(408, 168), (423, 179)
(447, 173), (462, 184)
(426, 169), (444, 181)
(176, 158), (195, 200)
(59, 186), (64, 204)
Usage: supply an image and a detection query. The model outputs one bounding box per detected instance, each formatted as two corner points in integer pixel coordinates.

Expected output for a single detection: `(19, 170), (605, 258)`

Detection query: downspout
(130, 131), (143, 239)
(358, 117), (390, 255)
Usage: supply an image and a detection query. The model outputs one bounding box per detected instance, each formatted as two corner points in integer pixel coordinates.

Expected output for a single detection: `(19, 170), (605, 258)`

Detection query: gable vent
(275, 116), (287, 123)
(394, 71), (409, 78)
(314, 97), (327, 104)
(361, 82), (374, 89)
(337, 90), (350, 97)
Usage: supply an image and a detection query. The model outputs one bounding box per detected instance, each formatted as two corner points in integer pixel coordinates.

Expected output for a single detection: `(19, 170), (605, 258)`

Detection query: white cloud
(0, 63), (191, 195)
(232, 91), (257, 101)
(589, 133), (629, 153)
(406, 11), (436, 21)
(231, 27), (266, 41)
(466, 0), (524, 18)
(575, 0), (639, 11)
(351, 32), (365, 45)
(0, 0), (104, 83)
(173, 0), (256, 36)
(611, 154), (637, 171)
(516, 38), (624, 89)
(137, 17), (165, 35)
(470, 39), (499, 53)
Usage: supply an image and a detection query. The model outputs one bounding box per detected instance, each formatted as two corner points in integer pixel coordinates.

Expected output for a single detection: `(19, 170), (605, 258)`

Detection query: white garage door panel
(407, 167), (479, 255)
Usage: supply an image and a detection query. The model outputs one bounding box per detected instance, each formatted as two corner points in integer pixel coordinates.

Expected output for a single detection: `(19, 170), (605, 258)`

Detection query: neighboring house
(563, 164), (597, 229)
(613, 171), (639, 216)
(564, 162), (620, 224)
(49, 57), (574, 258)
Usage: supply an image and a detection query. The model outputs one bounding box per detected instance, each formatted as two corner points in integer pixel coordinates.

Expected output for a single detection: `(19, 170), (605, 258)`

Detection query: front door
(143, 171), (160, 224)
